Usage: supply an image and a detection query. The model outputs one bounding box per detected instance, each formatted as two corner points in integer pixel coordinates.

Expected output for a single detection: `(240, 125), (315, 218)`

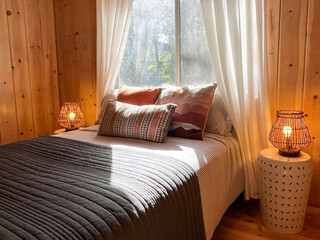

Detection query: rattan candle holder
(58, 102), (85, 130)
(269, 110), (311, 157)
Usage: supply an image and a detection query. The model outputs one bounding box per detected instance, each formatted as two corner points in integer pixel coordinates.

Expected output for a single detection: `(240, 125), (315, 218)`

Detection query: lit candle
(283, 125), (292, 151)
(69, 112), (76, 121)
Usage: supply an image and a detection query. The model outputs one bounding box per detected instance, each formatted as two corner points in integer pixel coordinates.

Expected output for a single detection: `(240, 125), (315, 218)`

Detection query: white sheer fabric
(96, 0), (133, 115)
(200, 0), (271, 199)
(119, 0), (175, 87)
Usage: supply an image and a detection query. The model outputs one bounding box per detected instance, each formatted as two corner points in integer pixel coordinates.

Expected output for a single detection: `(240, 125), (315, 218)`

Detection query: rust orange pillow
(115, 86), (161, 105)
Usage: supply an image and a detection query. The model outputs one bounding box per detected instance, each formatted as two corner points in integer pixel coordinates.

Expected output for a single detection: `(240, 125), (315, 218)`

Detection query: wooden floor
(212, 198), (320, 240)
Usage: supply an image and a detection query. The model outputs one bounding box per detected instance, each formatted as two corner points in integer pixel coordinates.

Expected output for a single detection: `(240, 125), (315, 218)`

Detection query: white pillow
(94, 89), (118, 125)
(205, 91), (232, 136)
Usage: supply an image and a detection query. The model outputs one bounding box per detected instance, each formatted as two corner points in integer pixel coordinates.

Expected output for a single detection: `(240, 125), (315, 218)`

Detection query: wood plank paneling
(53, 0), (96, 126)
(277, 0), (308, 110)
(24, 0), (49, 136)
(77, 0), (97, 125)
(303, 0), (320, 207)
(266, 0), (320, 207)
(265, 0), (281, 122)
(0, 0), (59, 144)
(53, 0), (68, 105)
(0, 0), (19, 144)
(39, 0), (60, 133)
(65, 0), (81, 104)
(6, 0), (35, 140)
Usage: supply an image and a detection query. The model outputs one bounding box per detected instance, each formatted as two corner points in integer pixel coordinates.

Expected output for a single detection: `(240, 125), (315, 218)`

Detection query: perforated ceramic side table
(258, 148), (312, 234)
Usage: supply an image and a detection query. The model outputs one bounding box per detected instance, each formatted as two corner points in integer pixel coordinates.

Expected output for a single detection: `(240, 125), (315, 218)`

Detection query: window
(119, 0), (213, 87)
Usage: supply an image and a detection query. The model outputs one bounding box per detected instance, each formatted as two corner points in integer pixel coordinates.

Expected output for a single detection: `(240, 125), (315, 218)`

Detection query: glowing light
(283, 126), (292, 138)
(69, 112), (76, 121)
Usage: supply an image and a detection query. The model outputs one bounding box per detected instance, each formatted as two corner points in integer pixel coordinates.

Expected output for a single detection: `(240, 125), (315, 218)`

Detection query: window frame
(175, 0), (181, 86)
(119, 0), (212, 87)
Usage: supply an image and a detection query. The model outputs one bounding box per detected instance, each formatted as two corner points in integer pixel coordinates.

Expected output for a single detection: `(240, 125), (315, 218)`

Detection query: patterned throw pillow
(156, 83), (217, 140)
(98, 101), (177, 143)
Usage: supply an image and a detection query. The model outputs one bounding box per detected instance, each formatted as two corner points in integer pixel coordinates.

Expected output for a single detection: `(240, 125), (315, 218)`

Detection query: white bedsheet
(55, 126), (244, 239)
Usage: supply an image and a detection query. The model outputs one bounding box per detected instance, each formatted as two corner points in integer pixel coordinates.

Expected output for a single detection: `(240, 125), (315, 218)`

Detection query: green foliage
(159, 50), (175, 84)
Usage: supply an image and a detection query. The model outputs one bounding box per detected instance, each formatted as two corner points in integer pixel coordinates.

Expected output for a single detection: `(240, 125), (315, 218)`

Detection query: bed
(59, 125), (245, 239)
(0, 125), (244, 240)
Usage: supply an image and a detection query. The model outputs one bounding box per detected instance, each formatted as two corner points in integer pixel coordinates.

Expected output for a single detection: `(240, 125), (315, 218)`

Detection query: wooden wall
(266, 0), (320, 207)
(53, 0), (97, 126)
(0, 0), (60, 145)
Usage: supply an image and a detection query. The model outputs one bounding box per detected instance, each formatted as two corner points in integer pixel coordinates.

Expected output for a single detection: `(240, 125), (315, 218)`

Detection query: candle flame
(283, 126), (292, 138)
(69, 112), (76, 121)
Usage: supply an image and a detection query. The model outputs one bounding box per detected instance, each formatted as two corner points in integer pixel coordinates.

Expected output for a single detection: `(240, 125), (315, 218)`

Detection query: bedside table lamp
(58, 102), (85, 130)
(259, 110), (312, 234)
(269, 110), (311, 157)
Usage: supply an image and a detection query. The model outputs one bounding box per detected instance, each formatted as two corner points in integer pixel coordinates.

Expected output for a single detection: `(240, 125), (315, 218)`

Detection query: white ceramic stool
(258, 148), (312, 234)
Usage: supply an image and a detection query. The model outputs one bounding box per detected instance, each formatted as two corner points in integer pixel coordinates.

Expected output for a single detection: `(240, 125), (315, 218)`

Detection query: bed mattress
(57, 126), (245, 239)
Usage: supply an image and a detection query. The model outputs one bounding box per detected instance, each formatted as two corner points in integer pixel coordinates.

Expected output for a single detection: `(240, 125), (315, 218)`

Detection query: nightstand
(258, 148), (312, 234)
(54, 127), (85, 135)
(54, 128), (67, 134)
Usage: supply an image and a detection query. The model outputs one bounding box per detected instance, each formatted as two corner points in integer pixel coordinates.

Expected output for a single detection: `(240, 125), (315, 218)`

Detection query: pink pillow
(156, 84), (217, 139)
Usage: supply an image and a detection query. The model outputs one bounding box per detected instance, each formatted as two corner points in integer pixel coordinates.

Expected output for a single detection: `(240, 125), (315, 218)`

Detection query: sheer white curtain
(200, 0), (271, 199)
(122, 5), (157, 86)
(119, 0), (176, 87)
(96, 0), (133, 114)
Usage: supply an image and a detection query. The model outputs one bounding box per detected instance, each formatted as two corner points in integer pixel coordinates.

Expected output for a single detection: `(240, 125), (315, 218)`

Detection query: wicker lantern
(269, 110), (311, 157)
(58, 102), (85, 130)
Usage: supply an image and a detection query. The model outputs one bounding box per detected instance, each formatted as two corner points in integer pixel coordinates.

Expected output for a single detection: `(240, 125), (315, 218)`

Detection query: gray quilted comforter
(0, 136), (205, 240)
